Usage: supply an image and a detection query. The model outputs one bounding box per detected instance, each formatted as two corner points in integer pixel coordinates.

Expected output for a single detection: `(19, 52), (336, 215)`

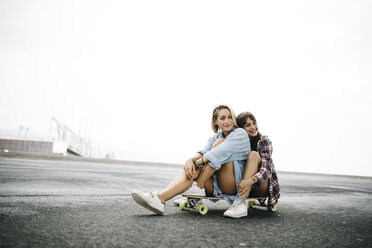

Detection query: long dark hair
(236, 112), (261, 151)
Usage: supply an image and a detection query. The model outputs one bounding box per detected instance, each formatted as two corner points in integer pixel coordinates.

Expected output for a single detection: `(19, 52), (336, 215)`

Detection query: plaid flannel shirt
(253, 135), (280, 206)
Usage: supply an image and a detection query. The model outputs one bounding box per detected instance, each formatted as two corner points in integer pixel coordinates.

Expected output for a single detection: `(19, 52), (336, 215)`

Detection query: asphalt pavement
(0, 157), (371, 247)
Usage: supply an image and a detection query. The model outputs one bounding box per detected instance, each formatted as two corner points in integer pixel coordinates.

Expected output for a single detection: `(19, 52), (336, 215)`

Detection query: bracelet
(193, 160), (200, 169)
(201, 157), (205, 165)
(251, 177), (256, 184)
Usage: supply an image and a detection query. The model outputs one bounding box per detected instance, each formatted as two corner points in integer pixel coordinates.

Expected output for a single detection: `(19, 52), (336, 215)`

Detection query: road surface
(0, 157), (371, 247)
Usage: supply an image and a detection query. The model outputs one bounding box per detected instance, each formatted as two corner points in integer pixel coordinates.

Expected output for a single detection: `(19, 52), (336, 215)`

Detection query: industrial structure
(48, 117), (94, 157)
(0, 117), (96, 157)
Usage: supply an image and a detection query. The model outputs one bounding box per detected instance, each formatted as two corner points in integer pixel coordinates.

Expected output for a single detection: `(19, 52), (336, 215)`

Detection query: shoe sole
(223, 210), (248, 219)
(223, 213), (248, 219)
(131, 192), (164, 215)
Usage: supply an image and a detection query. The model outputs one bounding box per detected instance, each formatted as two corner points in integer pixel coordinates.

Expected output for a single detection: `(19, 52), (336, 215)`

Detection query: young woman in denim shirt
(131, 104), (251, 217)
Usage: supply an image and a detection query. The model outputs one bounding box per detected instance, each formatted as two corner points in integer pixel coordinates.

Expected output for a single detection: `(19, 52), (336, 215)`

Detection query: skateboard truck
(180, 195), (277, 215)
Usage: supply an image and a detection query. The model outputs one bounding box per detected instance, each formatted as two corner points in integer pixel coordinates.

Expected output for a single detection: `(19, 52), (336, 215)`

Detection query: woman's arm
(203, 128), (251, 170)
(185, 134), (219, 178)
(253, 136), (273, 185)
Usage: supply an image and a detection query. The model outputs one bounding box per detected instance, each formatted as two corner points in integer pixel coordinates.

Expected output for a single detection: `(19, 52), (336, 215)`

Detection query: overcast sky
(0, 0), (371, 176)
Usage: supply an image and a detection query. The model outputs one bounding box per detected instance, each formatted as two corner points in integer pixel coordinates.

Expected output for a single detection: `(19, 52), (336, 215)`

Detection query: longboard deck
(182, 194), (267, 201)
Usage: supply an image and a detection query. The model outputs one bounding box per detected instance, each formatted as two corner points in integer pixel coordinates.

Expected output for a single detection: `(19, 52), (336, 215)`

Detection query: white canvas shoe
(223, 200), (248, 218)
(131, 190), (164, 215)
(182, 182), (206, 196)
(173, 196), (204, 206)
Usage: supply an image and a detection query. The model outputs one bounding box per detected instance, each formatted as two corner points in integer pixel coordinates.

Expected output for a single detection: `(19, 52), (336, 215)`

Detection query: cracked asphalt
(0, 157), (371, 247)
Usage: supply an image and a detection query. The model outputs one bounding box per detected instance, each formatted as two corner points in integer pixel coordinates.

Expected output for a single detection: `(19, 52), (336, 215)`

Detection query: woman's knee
(248, 151), (261, 162)
(212, 138), (225, 149)
(218, 161), (234, 176)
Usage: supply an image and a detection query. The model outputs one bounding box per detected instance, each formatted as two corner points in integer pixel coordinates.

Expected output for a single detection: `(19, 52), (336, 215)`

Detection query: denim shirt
(198, 127), (251, 204)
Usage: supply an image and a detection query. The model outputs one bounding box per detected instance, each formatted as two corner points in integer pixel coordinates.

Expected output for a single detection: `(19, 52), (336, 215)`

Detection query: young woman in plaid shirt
(236, 112), (280, 208)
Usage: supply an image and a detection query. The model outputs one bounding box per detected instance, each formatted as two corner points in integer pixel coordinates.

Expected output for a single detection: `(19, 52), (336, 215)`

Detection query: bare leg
(158, 138), (225, 202)
(237, 151), (269, 201)
(195, 164), (216, 189)
(204, 177), (214, 196)
(217, 161), (237, 195)
(157, 169), (201, 203)
(250, 178), (269, 197)
(162, 171), (193, 192)
(195, 138), (224, 189)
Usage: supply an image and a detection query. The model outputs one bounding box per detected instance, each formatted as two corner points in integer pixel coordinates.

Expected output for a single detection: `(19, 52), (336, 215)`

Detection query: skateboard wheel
(195, 203), (208, 215)
(248, 200), (257, 208)
(179, 200), (190, 210)
(267, 205), (277, 212)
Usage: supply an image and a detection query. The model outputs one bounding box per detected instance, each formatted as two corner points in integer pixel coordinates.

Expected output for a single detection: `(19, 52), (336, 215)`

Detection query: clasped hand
(237, 178), (254, 196)
(184, 160), (196, 179)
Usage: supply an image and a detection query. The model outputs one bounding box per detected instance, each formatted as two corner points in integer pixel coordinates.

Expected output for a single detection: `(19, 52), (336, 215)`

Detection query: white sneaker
(173, 197), (204, 206)
(182, 182), (206, 196)
(223, 200), (248, 218)
(131, 190), (164, 215)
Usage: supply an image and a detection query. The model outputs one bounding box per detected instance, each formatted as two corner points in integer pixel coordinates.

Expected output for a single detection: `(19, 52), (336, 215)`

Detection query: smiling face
(243, 117), (259, 138)
(214, 108), (234, 134)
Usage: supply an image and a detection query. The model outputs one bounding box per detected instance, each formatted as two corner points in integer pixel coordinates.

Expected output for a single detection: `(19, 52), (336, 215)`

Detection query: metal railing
(48, 117), (94, 157)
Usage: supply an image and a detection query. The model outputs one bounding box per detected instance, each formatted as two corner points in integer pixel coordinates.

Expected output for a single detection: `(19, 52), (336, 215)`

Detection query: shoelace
(149, 192), (155, 198)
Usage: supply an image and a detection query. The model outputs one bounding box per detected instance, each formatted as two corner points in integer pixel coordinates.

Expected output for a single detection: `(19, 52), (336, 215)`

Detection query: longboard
(180, 194), (277, 215)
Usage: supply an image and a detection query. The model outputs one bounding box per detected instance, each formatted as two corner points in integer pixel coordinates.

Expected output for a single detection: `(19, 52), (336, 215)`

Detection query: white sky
(0, 0), (371, 176)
